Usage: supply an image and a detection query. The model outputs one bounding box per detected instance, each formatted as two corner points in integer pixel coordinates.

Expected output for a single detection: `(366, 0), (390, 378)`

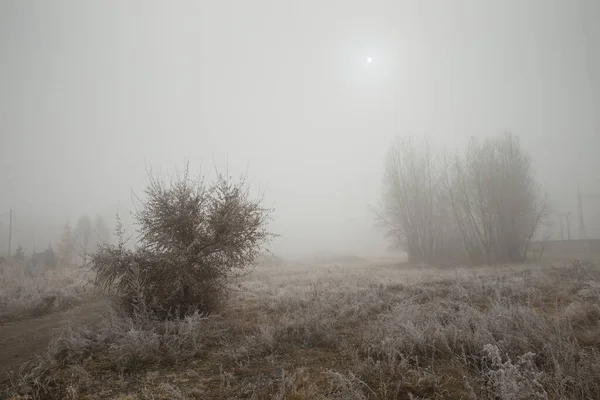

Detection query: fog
(1, 0), (599, 258)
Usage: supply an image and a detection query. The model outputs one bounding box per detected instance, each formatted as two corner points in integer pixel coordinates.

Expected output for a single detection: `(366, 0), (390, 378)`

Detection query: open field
(2, 258), (600, 399)
(531, 239), (600, 264)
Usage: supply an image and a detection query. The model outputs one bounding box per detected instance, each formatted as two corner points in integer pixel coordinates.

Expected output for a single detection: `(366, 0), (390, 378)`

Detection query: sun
(366, 56), (373, 64)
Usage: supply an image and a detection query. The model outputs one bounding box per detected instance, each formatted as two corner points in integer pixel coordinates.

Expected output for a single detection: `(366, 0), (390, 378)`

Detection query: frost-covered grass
(0, 262), (95, 322)
(6, 259), (600, 399)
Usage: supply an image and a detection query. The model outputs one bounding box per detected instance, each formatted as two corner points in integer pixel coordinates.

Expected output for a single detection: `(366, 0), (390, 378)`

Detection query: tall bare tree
(378, 137), (455, 263)
(380, 134), (550, 265)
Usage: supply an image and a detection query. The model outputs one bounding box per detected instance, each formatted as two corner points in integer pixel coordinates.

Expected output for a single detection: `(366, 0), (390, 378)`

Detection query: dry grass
(0, 262), (95, 323)
(4, 259), (600, 399)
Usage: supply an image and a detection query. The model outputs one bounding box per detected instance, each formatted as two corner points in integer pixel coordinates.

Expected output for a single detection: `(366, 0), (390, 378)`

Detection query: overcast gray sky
(1, 0), (599, 256)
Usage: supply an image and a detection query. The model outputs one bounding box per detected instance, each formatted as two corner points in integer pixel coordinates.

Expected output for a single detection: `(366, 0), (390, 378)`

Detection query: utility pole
(578, 182), (587, 240)
(558, 214), (564, 240)
(577, 181), (600, 240)
(558, 212), (572, 241)
(8, 209), (12, 258)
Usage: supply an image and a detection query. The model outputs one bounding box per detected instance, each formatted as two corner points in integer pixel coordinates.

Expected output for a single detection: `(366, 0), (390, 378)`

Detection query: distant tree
(14, 245), (25, 263)
(93, 215), (111, 246)
(379, 133), (550, 265)
(30, 244), (58, 269)
(75, 215), (93, 263)
(378, 137), (457, 264)
(58, 221), (76, 266)
(451, 134), (551, 263)
(45, 244), (58, 268)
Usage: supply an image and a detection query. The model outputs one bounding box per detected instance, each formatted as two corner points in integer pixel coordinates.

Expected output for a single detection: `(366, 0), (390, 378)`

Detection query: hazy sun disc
(366, 56), (373, 64)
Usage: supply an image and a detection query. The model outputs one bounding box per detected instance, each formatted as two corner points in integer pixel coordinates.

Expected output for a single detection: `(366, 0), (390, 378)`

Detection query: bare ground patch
(0, 299), (109, 382)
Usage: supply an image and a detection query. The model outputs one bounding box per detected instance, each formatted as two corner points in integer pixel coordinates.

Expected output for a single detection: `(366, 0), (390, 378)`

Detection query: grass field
(0, 262), (95, 323)
(4, 258), (600, 399)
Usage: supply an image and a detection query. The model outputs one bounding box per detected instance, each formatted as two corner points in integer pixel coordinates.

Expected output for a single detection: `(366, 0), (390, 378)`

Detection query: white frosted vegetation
(7, 260), (600, 399)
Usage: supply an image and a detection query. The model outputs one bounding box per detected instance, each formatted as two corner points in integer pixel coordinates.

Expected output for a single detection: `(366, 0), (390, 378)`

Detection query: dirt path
(0, 299), (109, 381)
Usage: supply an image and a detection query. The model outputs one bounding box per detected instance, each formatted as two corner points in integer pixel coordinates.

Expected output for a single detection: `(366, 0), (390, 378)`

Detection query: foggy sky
(1, 0), (599, 256)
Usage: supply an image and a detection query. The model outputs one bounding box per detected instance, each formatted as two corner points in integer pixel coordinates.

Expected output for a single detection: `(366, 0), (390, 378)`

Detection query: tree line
(9, 214), (111, 269)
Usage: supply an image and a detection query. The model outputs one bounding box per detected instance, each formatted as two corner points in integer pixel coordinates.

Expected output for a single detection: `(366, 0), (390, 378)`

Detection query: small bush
(90, 165), (273, 318)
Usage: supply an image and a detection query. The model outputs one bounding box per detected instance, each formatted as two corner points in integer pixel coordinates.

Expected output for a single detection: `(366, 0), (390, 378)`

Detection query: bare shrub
(90, 164), (274, 318)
